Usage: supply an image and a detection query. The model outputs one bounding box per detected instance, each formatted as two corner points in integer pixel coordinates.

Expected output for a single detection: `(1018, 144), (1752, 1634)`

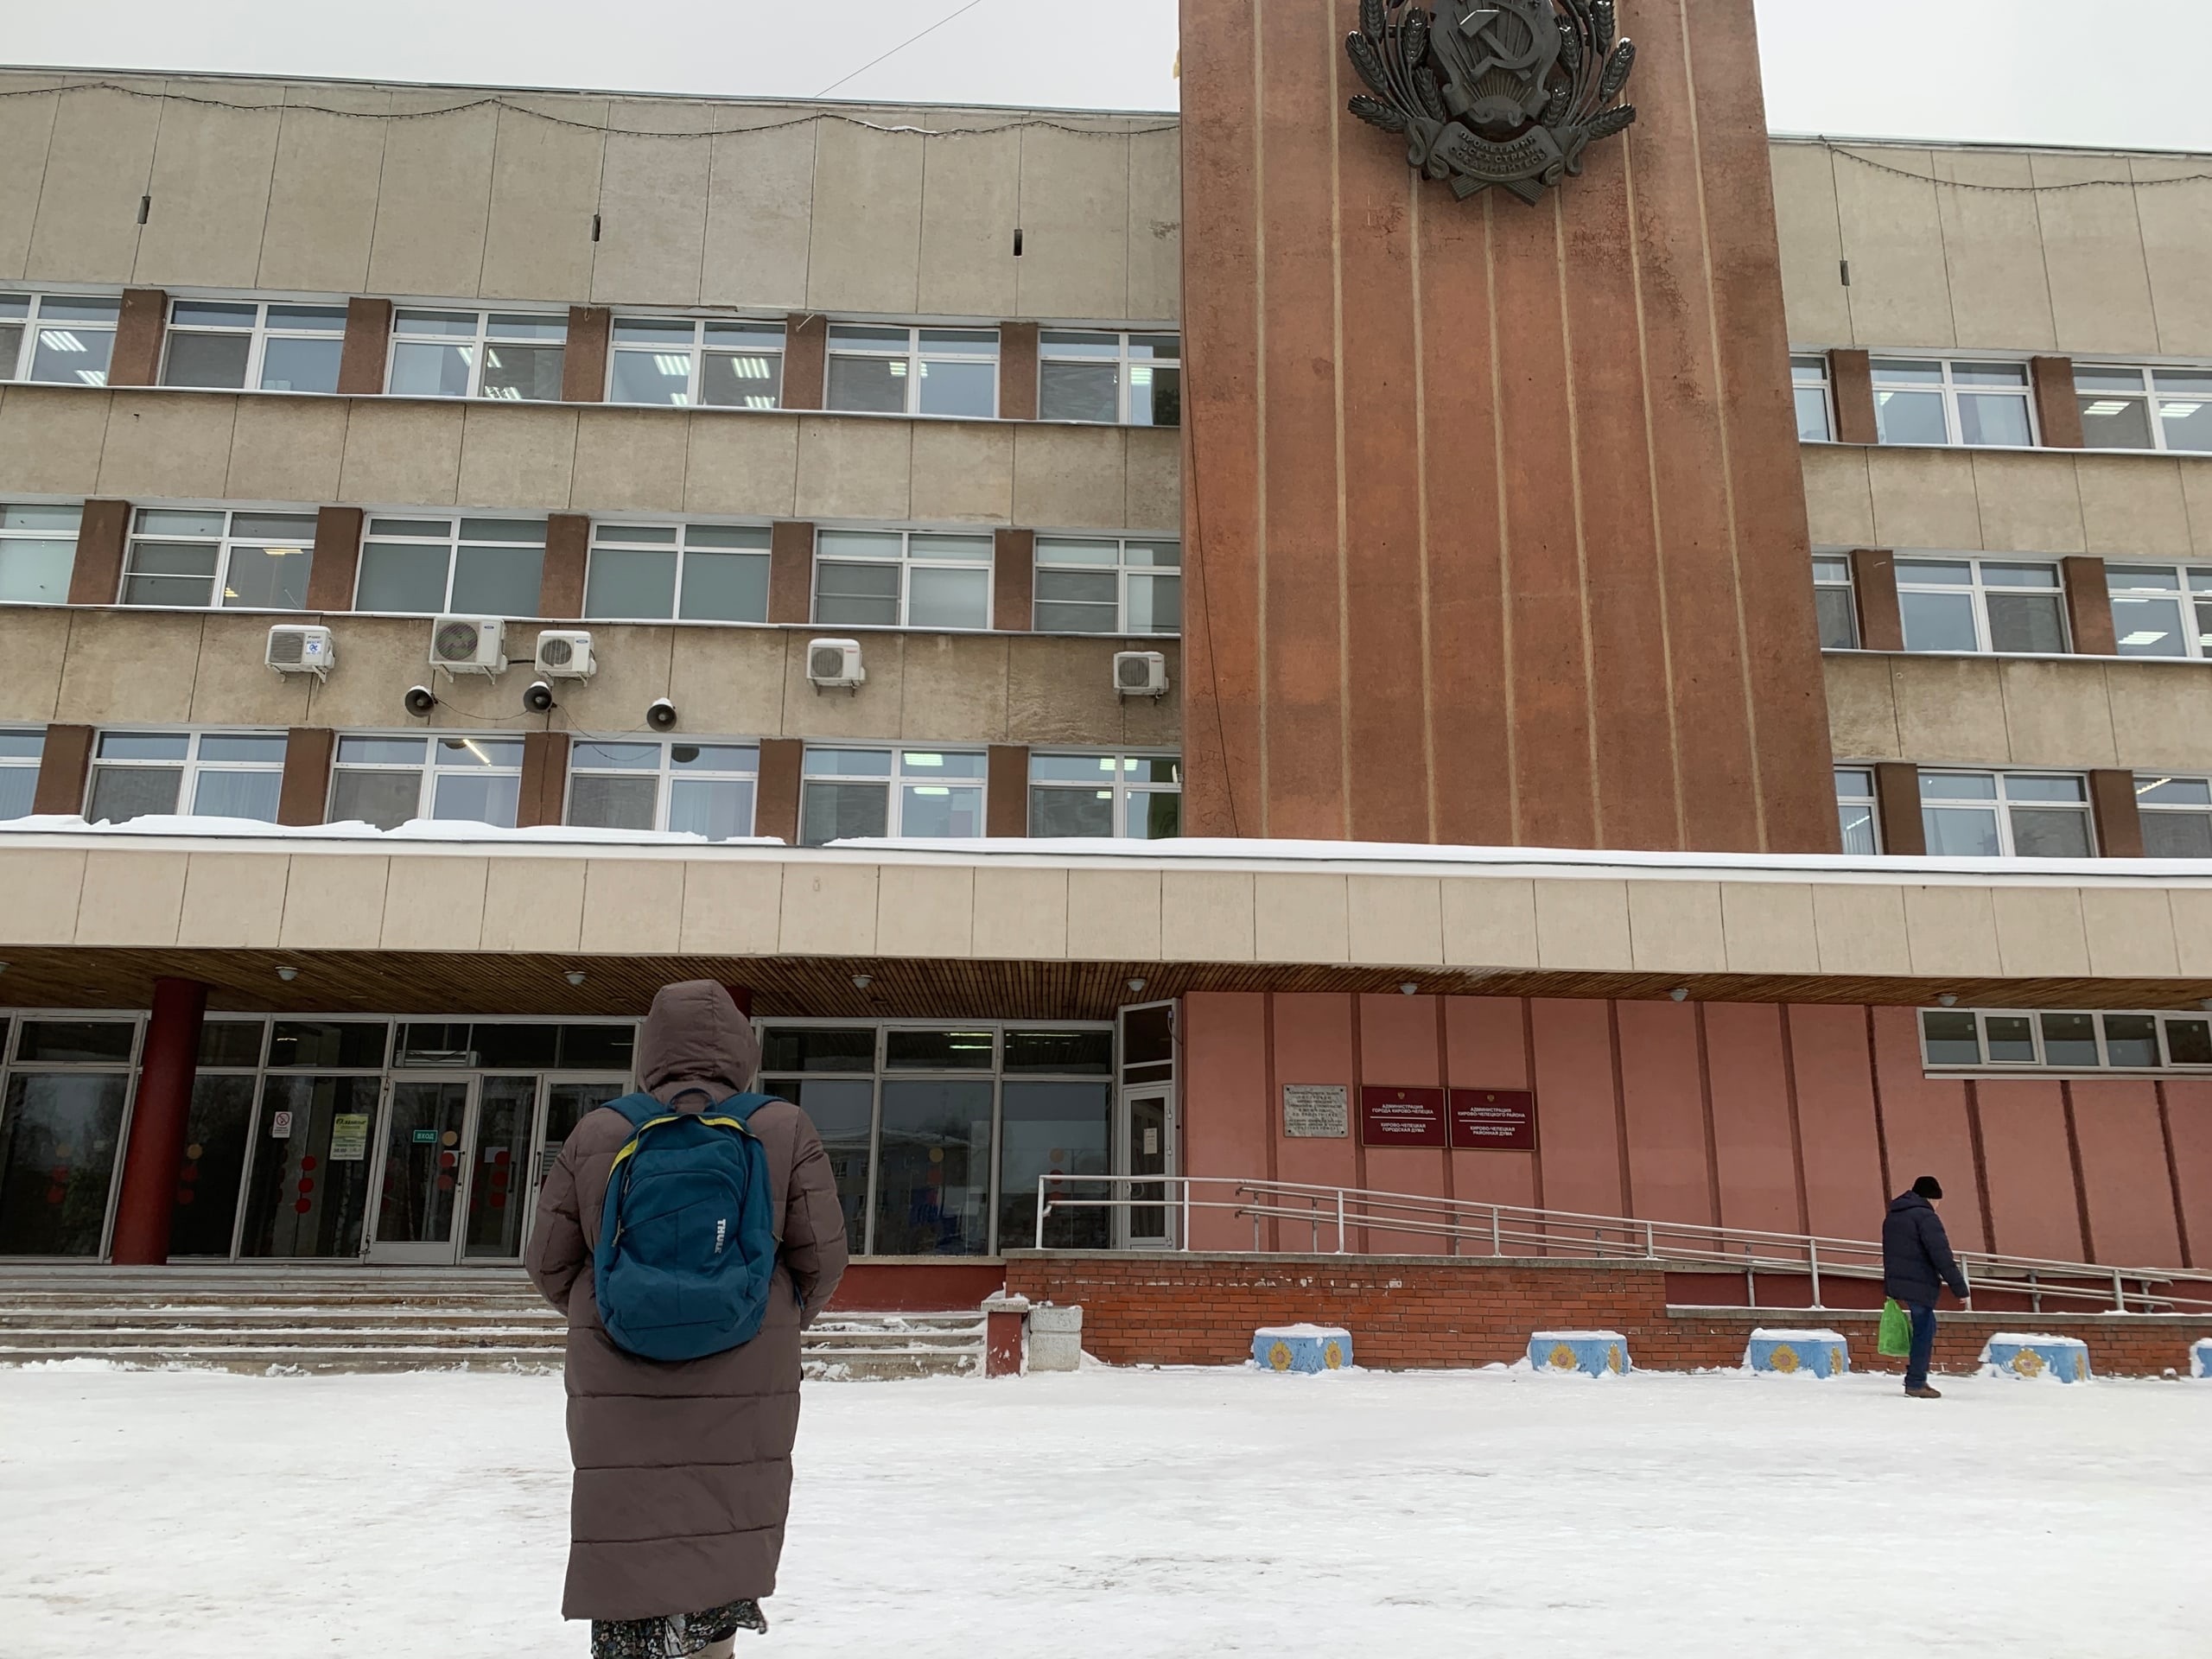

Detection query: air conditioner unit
(535, 630), (596, 680)
(429, 615), (507, 677)
(266, 624), (335, 682)
(808, 637), (866, 691)
(1114, 650), (1169, 698)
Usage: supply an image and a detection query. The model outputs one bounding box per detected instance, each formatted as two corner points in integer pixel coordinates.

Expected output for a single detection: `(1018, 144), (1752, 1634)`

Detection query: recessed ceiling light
(276, 966), (299, 982)
(1127, 977), (1147, 995)
(1669, 987), (1689, 1002)
(565, 970), (587, 987)
(853, 974), (874, 990)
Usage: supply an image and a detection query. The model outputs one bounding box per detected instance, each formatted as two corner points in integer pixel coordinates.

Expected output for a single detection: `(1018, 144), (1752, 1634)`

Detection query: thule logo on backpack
(714, 1218), (728, 1254)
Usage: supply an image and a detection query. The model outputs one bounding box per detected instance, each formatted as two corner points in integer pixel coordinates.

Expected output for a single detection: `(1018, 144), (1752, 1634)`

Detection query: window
(2107, 564), (2212, 659)
(386, 310), (565, 402)
(1039, 331), (1181, 427)
(0, 503), (79, 605)
(607, 317), (785, 409)
(1812, 555), (1858, 649)
(566, 741), (760, 840)
(813, 530), (992, 630)
(824, 326), (997, 418)
(1920, 1007), (2212, 1074)
(85, 730), (288, 824)
(584, 522), (771, 623)
(160, 300), (347, 394)
(2075, 365), (2212, 453)
(0, 1015), (141, 1257)
(1027, 753), (1182, 839)
(1895, 557), (2066, 654)
(1919, 772), (2093, 859)
(799, 748), (986, 845)
(354, 517), (544, 616)
(1791, 354), (1832, 442)
(2138, 776), (2212, 859)
(0, 728), (42, 822)
(327, 734), (524, 830)
(121, 508), (317, 611)
(0, 294), (119, 386)
(1834, 767), (1878, 855)
(1033, 537), (1182, 635)
(1872, 359), (2034, 448)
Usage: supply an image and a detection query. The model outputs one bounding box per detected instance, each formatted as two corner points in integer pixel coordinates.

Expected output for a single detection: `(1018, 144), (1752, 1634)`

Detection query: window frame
(582, 519), (774, 625)
(823, 324), (1001, 420)
(326, 732), (529, 831)
(604, 315), (787, 410)
(1871, 356), (2038, 448)
(2106, 562), (2212, 661)
(83, 728), (290, 825)
(385, 308), (569, 403)
(810, 528), (995, 632)
(1917, 769), (2096, 860)
(1810, 552), (1859, 649)
(2073, 363), (2212, 454)
(1037, 329), (1183, 427)
(563, 738), (763, 840)
(1790, 353), (1833, 442)
(120, 506), (321, 613)
(158, 298), (349, 395)
(1892, 555), (2069, 657)
(2135, 773), (2212, 859)
(0, 501), (83, 607)
(1919, 1007), (2212, 1077)
(1032, 536), (1185, 637)
(0, 1007), (147, 1262)
(0, 292), (122, 386)
(798, 746), (989, 845)
(352, 515), (548, 618)
(1027, 751), (1183, 840)
(1834, 766), (1880, 855)
(0, 726), (45, 823)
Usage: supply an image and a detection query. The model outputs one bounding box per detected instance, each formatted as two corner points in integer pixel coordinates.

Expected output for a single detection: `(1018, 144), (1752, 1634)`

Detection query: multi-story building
(2, 0), (2208, 1300)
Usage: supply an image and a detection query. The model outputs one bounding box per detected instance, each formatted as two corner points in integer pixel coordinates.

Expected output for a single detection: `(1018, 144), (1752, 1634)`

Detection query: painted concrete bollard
(1253, 1324), (1353, 1373)
(1529, 1330), (1630, 1376)
(1981, 1333), (2092, 1382)
(1027, 1303), (1084, 1373)
(1746, 1328), (1850, 1377)
(2191, 1338), (2211, 1380)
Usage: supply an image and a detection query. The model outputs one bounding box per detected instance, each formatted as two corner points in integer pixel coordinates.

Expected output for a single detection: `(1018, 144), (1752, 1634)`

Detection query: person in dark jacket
(1882, 1175), (1971, 1398)
(527, 981), (849, 1656)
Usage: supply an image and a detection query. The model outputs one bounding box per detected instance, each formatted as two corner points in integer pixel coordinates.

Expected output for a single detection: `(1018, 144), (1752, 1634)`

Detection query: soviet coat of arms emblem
(1346, 0), (1638, 204)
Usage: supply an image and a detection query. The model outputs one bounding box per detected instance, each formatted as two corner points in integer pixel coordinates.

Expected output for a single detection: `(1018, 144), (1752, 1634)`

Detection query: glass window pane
(2078, 395), (2154, 449)
(1132, 791), (1182, 839)
(198, 1020), (267, 1067)
(2075, 368), (2146, 394)
(87, 766), (181, 823)
(1875, 390), (1948, 444)
(918, 329), (997, 355)
(1029, 785), (1115, 838)
(335, 735), (425, 766)
(1128, 572), (1182, 633)
(1039, 360), (1120, 423)
(670, 743), (757, 772)
(395, 310), (480, 337)
(800, 780), (887, 845)
(191, 768), (283, 822)
(906, 535), (993, 563)
(168, 1073), (257, 1257)
(2142, 813), (2212, 858)
(1984, 593), (2066, 653)
(1952, 362), (2028, 387)
(916, 357), (995, 418)
(435, 737), (523, 769)
(478, 343), (564, 402)
(1837, 803), (1878, 855)
(806, 748), (893, 779)
(826, 356), (907, 414)
(2002, 775), (2084, 804)
(222, 543), (314, 610)
(450, 544), (545, 616)
(2139, 776), (2212, 806)
(329, 768), (422, 830)
(17, 1020), (137, 1062)
(355, 541), (450, 613)
(1872, 359), (1946, 385)
(772, 1077), (872, 1256)
(2166, 1019), (2212, 1066)
(677, 550), (770, 623)
(388, 340), (474, 397)
(613, 318), (696, 346)
(0, 1074), (130, 1255)
(2009, 807), (2092, 858)
(1141, 362), (1181, 427)
(2102, 1014), (2161, 1068)
(1923, 805), (2002, 857)
(1004, 1030), (1114, 1076)
(29, 322), (116, 385)
(2112, 594), (2189, 656)
(667, 777), (753, 841)
(0, 321), (20, 375)
(700, 351), (783, 410)
(1920, 1011), (1981, 1066)
(899, 783), (984, 838)
(1795, 385), (1831, 442)
(2040, 1013), (2100, 1068)
(268, 1021), (389, 1069)
(1030, 753), (1119, 783)
(1036, 539), (1119, 567)
(99, 732), (192, 761)
(567, 772), (658, 832)
(1980, 563), (2059, 589)
(122, 574), (215, 608)
(572, 741), (661, 770)
(257, 334), (343, 394)
(998, 1079), (1112, 1252)
(267, 304), (348, 333)
(238, 1076), (378, 1259)
(883, 1030), (995, 1070)
(584, 546), (678, 620)
(1899, 590), (1979, 652)
(486, 315), (567, 342)
(162, 331), (251, 389)
(609, 349), (691, 406)
(899, 751), (988, 780)
(815, 561), (900, 626)
(906, 565), (989, 630)
(1921, 772), (1998, 800)
(1039, 332), (1121, 357)
(0, 537), (77, 604)
(457, 518), (543, 544)
(704, 321), (786, 351)
(817, 530), (901, 561)
(1980, 1015), (2035, 1064)
(760, 1029), (876, 1072)
(829, 325), (910, 349)
(1815, 585), (1859, 650)
(431, 771), (521, 828)
(2156, 390), (2212, 452)
(1957, 393), (2033, 447)
(0, 766), (36, 822)
(197, 734), (286, 764)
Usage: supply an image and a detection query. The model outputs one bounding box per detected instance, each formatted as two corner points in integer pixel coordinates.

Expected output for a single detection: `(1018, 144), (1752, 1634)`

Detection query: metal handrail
(1033, 1173), (2212, 1314)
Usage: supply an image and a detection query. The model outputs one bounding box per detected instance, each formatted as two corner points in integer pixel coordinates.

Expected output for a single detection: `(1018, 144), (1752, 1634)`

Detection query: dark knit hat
(1912, 1175), (1944, 1200)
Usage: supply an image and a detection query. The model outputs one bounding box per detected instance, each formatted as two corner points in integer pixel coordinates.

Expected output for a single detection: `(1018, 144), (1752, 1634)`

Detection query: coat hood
(636, 980), (759, 1108)
(1889, 1191), (1931, 1215)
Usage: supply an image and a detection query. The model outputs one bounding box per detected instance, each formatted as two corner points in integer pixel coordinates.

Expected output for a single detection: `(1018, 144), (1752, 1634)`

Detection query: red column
(108, 978), (208, 1266)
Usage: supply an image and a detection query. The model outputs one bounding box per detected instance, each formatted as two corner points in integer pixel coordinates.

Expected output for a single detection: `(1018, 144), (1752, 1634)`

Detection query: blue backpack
(593, 1091), (781, 1363)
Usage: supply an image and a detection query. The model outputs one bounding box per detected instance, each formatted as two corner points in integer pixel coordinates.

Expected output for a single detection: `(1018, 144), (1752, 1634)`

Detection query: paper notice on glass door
(327, 1114), (371, 1162)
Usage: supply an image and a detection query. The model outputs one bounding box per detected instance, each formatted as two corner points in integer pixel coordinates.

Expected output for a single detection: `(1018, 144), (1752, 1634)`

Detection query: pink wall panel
(1704, 1003), (1802, 1236)
(1970, 1080), (2085, 1262)
(1529, 999), (1624, 1219)
(1614, 1000), (1713, 1226)
(1443, 997), (1537, 1210)
(1269, 993), (1359, 1197)
(1869, 1006), (1989, 1249)
(2162, 1081), (2212, 1268)
(1357, 995), (1449, 1252)
(1179, 992), (1269, 1250)
(1785, 1005), (1887, 1242)
(2069, 1080), (2184, 1268)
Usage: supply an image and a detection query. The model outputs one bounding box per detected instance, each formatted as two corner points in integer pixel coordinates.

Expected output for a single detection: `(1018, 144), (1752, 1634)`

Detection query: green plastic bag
(1878, 1298), (1913, 1357)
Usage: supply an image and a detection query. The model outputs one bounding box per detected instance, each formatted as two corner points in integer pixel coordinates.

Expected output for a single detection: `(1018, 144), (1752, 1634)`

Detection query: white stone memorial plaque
(1283, 1084), (1349, 1139)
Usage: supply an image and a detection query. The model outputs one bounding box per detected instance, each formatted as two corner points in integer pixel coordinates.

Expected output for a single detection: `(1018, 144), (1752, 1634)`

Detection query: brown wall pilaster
(768, 520), (815, 625)
(993, 528), (1034, 632)
(1828, 348), (1878, 445)
(336, 298), (392, 395)
(108, 289), (168, 387)
(783, 315), (827, 411)
(32, 724), (94, 817)
(987, 744), (1030, 836)
(304, 506), (364, 613)
(2031, 356), (2083, 448)
(67, 499), (130, 606)
(998, 322), (1039, 421)
(2088, 770), (2145, 858)
(1873, 762), (1925, 856)
(1848, 548), (1904, 652)
(563, 306), (612, 404)
(756, 738), (804, 843)
(277, 728), (335, 827)
(2059, 556), (2117, 656)
(518, 731), (571, 829)
(540, 512), (590, 620)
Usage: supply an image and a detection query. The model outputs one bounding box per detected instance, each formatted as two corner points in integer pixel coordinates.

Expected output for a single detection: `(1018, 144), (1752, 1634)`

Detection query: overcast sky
(7, 0), (2212, 152)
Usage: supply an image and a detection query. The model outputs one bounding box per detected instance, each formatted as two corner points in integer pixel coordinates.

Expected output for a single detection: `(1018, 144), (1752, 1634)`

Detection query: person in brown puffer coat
(526, 980), (849, 1657)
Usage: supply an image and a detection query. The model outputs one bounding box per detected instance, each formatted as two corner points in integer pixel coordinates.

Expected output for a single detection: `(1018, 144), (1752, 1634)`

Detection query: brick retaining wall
(1003, 1254), (2210, 1378)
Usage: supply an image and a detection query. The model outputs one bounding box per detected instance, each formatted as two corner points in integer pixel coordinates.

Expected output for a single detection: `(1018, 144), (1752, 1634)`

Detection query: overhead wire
(813, 0), (994, 100)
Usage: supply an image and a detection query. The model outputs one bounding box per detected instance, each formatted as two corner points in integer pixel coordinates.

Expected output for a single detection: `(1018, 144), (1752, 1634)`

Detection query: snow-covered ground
(3, 1361), (2206, 1656)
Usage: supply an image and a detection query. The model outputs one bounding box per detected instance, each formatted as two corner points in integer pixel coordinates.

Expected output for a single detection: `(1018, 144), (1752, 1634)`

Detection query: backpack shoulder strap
(604, 1091), (665, 1130)
(721, 1091), (785, 1124)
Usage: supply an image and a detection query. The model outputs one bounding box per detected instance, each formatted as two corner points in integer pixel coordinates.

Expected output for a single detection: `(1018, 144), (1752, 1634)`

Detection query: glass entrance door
(370, 1077), (472, 1265)
(1116, 1088), (1174, 1249)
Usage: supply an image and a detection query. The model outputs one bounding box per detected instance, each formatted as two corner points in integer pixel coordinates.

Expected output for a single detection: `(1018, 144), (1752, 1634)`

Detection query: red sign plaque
(1449, 1089), (1537, 1151)
(1359, 1086), (1447, 1148)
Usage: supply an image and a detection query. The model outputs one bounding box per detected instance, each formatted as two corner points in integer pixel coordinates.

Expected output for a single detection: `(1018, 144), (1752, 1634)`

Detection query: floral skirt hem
(590, 1599), (765, 1657)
